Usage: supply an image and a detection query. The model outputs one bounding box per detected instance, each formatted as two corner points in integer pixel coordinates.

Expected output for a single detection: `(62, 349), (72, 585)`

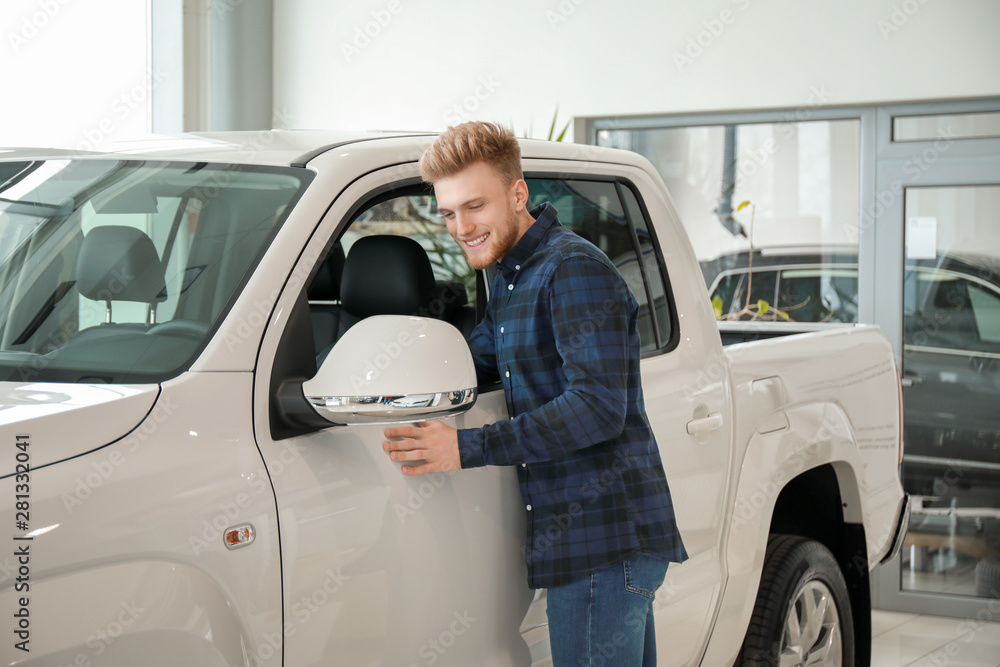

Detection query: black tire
(975, 555), (1000, 598)
(736, 534), (855, 667)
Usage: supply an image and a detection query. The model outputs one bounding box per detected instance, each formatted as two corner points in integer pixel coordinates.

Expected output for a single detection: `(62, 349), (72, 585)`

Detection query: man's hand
(383, 420), (460, 475)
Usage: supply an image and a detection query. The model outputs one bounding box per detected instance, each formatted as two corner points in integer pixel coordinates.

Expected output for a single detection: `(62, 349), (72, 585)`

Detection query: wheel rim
(779, 580), (842, 667)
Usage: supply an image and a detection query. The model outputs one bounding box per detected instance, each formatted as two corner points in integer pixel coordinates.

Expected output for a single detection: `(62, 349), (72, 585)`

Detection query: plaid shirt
(457, 202), (689, 589)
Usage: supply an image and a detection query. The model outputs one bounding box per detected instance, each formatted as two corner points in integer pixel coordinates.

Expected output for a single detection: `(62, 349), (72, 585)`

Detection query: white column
(151, 0), (273, 133)
(209, 0), (273, 131)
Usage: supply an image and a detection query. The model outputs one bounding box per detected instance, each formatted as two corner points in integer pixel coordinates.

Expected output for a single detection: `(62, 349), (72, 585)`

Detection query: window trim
(615, 179), (681, 354)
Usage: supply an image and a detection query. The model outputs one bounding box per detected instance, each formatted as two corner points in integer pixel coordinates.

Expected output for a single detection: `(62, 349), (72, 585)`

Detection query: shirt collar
(497, 202), (559, 276)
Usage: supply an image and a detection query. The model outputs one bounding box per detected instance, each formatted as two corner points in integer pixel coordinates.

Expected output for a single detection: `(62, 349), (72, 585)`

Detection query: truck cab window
(308, 177), (677, 360)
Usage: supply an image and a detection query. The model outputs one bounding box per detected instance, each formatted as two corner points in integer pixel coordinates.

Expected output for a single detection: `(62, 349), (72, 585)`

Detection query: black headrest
(340, 235), (434, 318)
(76, 226), (166, 303)
(308, 243), (345, 301)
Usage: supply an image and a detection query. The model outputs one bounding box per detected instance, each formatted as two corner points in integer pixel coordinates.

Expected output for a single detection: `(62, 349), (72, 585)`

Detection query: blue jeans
(545, 553), (668, 667)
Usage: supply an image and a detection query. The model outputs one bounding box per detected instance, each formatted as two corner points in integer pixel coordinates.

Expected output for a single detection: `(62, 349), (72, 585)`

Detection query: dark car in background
(701, 246), (1000, 502)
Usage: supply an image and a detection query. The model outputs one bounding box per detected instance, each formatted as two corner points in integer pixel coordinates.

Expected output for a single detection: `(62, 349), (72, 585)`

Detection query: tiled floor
(525, 605), (1000, 665)
(872, 609), (1000, 666)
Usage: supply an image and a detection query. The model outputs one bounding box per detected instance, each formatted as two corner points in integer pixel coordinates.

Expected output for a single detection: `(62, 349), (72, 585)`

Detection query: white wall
(3, 1), (997, 147)
(273, 0), (1000, 137)
(0, 0), (149, 148)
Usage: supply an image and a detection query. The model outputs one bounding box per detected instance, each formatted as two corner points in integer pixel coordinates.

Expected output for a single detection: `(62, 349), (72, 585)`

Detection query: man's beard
(461, 203), (520, 270)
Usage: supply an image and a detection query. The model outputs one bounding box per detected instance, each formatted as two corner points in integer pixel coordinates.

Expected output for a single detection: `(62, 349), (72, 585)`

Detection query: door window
(308, 178), (676, 356)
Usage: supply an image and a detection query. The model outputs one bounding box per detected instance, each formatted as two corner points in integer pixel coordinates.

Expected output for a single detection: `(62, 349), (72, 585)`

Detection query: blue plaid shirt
(457, 202), (689, 589)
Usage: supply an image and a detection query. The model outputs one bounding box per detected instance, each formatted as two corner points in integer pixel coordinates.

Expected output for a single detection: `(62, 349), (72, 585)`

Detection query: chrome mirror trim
(307, 388), (477, 425)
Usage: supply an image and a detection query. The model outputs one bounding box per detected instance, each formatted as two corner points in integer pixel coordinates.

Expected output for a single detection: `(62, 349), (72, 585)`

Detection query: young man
(382, 121), (688, 666)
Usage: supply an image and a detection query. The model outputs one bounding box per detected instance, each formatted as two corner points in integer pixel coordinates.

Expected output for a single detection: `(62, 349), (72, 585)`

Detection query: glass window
(902, 184), (1000, 355)
(525, 179), (633, 260)
(344, 193), (476, 310)
(709, 265), (859, 323)
(311, 188), (480, 363)
(0, 158), (312, 383)
(598, 119), (861, 324)
(899, 184), (1000, 599)
(893, 111), (1000, 142)
(526, 178), (668, 352)
(324, 178), (672, 355)
(904, 270), (1000, 353)
(970, 283), (1000, 343)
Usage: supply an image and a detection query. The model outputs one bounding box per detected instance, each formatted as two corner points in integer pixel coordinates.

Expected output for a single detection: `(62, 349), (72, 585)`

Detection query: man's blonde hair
(419, 121), (523, 186)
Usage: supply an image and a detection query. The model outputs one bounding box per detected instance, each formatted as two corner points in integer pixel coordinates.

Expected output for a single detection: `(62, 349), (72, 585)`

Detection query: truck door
(250, 161), (532, 667)
(253, 155), (730, 666)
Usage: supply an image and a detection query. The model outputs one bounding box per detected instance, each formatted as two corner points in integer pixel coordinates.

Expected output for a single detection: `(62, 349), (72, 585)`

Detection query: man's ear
(511, 179), (530, 212)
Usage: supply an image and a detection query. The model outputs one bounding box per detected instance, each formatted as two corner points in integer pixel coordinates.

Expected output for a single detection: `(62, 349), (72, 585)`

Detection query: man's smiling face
(433, 161), (524, 270)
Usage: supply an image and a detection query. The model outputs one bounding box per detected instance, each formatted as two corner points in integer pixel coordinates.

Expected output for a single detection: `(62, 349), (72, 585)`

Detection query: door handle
(686, 413), (723, 435)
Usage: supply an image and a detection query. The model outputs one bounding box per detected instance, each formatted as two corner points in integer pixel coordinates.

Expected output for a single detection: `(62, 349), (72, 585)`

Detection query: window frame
(314, 173), (681, 363)
(616, 179), (681, 355)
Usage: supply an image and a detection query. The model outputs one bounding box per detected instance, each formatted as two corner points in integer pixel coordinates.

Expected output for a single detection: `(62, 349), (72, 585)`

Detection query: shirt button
(507, 284), (514, 291)
(521, 463), (526, 468)
(500, 326), (504, 333)
(515, 264), (521, 270)
(526, 504), (532, 511)
(505, 370), (510, 378)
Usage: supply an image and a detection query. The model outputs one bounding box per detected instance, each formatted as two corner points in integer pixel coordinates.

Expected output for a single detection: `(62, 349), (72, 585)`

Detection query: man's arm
(458, 253), (635, 468)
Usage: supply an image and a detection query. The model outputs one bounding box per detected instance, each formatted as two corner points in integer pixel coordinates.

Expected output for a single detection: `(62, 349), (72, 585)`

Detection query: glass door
(901, 185), (1000, 597)
(872, 101), (1000, 615)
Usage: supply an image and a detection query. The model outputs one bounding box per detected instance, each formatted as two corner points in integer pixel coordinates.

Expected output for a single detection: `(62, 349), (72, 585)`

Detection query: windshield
(0, 158), (313, 383)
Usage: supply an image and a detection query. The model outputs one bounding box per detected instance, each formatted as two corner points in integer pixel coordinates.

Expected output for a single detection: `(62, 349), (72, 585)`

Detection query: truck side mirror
(303, 315), (477, 425)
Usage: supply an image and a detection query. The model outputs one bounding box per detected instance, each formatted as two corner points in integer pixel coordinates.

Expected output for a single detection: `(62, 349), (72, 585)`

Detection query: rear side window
(526, 178), (675, 352)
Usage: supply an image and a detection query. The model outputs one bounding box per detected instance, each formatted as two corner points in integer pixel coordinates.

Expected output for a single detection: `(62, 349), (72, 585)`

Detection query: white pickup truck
(0, 132), (908, 666)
